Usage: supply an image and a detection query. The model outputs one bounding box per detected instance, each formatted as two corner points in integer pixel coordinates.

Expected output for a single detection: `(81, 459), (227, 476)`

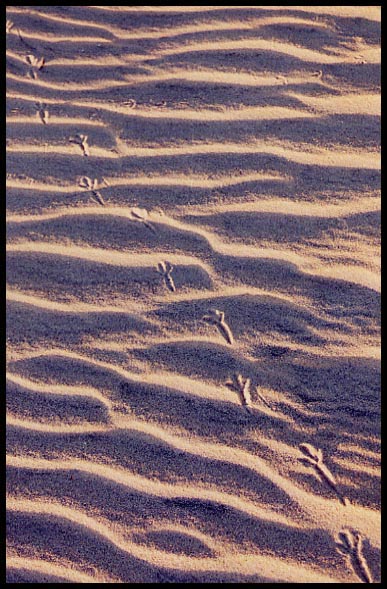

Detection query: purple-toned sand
(6, 5), (380, 584)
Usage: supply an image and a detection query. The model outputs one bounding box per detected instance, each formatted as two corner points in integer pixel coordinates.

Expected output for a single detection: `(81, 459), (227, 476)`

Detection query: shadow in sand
(6, 300), (156, 345)
(6, 378), (110, 424)
(6, 250), (213, 302)
(182, 209), (381, 244)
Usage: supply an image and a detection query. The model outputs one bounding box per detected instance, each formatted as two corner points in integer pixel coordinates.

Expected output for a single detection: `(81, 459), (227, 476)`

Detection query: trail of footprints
(6, 12), (375, 584)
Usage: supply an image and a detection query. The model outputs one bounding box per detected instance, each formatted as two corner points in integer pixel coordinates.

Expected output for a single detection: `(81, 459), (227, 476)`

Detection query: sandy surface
(6, 5), (380, 584)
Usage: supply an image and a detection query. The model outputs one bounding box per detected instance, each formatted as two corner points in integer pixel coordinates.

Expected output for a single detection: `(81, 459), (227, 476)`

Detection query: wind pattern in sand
(6, 6), (380, 584)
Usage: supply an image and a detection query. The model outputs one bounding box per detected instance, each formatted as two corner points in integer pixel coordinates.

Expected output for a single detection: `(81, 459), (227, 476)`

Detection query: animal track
(35, 102), (49, 125)
(6, 9), (380, 585)
(202, 309), (234, 345)
(276, 74), (288, 85)
(122, 99), (137, 108)
(25, 54), (45, 79)
(226, 374), (253, 413)
(226, 375), (274, 413)
(70, 134), (90, 156)
(311, 70), (323, 80)
(255, 386), (275, 410)
(6, 19), (14, 34)
(299, 443), (348, 506)
(129, 207), (156, 233)
(157, 261), (176, 292)
(79, 176), (106, 206)
(336, 529), (373, 583)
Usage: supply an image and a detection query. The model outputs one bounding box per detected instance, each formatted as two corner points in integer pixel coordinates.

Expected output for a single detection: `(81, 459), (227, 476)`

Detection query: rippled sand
(6, 5), (380, 583)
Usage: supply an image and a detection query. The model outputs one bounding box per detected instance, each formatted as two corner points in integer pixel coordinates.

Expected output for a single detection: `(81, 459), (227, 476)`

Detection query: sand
(6, 5), (380, 584)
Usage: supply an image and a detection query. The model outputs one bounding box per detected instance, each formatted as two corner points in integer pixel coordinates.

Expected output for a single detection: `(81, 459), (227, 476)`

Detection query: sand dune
(6, 5), (380, 584)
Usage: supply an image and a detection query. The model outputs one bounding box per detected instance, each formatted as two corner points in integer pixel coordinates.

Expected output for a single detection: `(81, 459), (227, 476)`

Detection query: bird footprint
(336, 529), (373, 583)
(26, 54), (45, 79)
(157, 261), (176, 292)
(202, 309), (234, 345)
(70, 133), (90, 156)
(299, 443), (348, 506)
(226, 374), (253, 412)
(36, 102), (49, 125)
(79, 176), (106, 206)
